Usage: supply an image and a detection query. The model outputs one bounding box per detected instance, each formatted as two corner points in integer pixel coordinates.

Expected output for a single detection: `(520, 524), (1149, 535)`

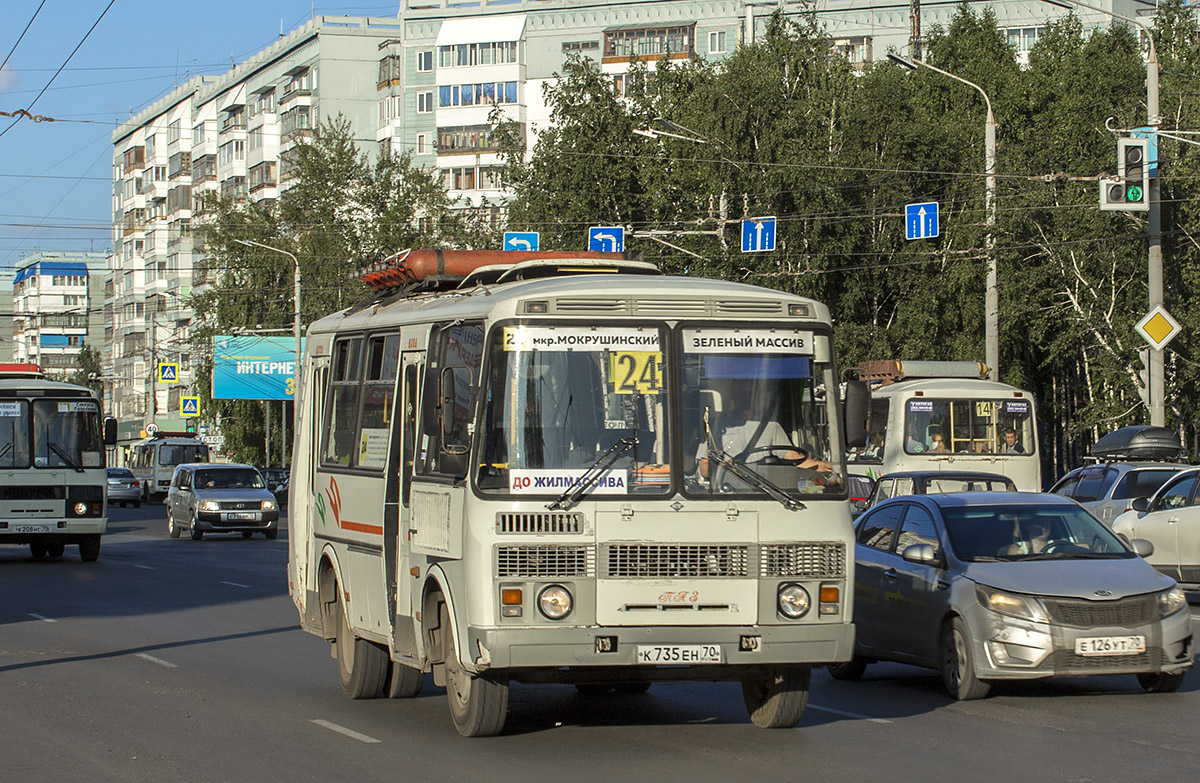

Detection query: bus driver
(697, 385), (831, 478)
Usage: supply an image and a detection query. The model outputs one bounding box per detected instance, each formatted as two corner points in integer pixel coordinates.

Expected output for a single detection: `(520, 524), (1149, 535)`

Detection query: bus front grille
(496, 512), (584, 535)
(760, 543), (846, 578)
(496, 545), (593, 578)
(604, 544), (750, 578)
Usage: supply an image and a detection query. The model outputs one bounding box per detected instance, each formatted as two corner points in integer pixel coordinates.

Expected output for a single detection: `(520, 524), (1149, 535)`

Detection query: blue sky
(0, 1), (404, 269)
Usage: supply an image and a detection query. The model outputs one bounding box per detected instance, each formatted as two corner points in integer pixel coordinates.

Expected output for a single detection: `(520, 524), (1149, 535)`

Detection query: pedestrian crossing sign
(181, 397), (200, 417)
(158, 363), (179, 383)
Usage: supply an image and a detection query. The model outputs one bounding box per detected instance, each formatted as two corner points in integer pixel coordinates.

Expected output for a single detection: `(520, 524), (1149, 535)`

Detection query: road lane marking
(134, 565), (156, 570)
(220, 581), (250, 588)
(808, 704), (892, 724)
(310, 719), (381, 744)
(27, 613), (57, 623)
(135, 653), (178, 668)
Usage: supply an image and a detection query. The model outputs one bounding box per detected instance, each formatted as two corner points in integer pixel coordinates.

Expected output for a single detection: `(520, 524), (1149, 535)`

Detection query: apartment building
(12, 252), (107, 379)
(0, 268), (13, 363)
(109, 16), (403, 438)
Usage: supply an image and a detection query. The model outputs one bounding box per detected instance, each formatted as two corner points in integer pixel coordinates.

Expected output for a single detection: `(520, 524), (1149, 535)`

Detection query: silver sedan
(106, 467), (142, 507)
(835, 492), (1192, 699)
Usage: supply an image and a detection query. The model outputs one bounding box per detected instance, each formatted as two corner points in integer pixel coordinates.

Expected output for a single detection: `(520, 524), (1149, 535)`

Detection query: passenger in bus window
(999, 428), (1024, 454)
(929, 432), (948, 453)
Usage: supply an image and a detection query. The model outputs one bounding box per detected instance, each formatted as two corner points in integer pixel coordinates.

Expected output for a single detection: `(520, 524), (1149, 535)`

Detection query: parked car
(833, 492), (1191, 699)
(862, 470), (1015, 512)
(1112, 466), (1200, 591)
(165, 463), (279, 540)
(260, 467), (289, 508)
(1050, 426), (1191, 525)
(106, 467), (142, 508)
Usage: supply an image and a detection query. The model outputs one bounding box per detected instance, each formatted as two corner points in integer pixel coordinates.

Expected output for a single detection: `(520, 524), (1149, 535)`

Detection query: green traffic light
(1126, 184), (1144, 202)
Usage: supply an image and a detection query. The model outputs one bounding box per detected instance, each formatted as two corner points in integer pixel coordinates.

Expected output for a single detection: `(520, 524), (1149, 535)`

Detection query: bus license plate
(227, 512), (256, 521)
(1075, 635), (1146, 657)
(15, 525), (50, 534)
(636, 645), (722, 664)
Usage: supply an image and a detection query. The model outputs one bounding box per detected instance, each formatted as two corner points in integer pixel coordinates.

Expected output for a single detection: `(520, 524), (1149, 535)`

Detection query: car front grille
(1045, 648), (1162, 672)
(217, 501), (262, 510)
(1043, 595), (1157, 628)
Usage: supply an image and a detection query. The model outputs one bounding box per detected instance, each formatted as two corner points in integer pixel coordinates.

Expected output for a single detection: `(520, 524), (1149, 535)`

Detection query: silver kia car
(165, 463), (279, 540)
(833, 492), (1192, 699)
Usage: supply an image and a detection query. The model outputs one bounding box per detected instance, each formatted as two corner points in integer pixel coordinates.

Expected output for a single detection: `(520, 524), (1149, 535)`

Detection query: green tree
(70, 344), (104, 398)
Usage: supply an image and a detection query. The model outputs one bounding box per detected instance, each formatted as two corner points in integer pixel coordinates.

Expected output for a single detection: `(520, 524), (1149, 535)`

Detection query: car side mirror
(1131, 538), (1154, 558)
(1130, 496), (1149, 513)
(901, 543), (937, 564)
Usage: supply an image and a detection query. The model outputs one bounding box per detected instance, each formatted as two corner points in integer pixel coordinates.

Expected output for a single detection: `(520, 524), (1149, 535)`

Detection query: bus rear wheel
(441, 604), (508, 737)
(742, 665), (810, 728)
(78, 535), (101, 562)
(334, 587), (388, 699)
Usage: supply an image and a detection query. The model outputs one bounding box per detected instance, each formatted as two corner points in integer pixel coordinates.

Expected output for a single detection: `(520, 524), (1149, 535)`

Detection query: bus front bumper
(0, 517), (107, 543)
(466, 622), (854, 674)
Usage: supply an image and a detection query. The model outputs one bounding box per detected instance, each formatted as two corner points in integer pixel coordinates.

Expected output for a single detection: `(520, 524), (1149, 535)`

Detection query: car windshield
(108, 468), (134, 478)
(195, 468), (264, 489)
(921, 476), (1015, 493)
(940, 503), (1135, 562)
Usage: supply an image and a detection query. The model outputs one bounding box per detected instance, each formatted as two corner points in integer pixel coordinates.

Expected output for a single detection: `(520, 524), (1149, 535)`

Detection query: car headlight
(262, 499), (277, 510)
(976, 586), (1048, 622)
(778, 584), (811, 619)
(537, 585), (572, 620)
(199, 500), (220, 512)
(1158, 586), (1187, 618)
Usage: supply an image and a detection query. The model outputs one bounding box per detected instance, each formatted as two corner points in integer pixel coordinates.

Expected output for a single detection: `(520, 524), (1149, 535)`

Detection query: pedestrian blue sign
(588, 226), (624, 253)
(504, 231), (540, 251)
(741, 216), (776, 253)
(905, 202), (939, 240)
(158, 363), (178, 383)
(180, 397), (200, 417)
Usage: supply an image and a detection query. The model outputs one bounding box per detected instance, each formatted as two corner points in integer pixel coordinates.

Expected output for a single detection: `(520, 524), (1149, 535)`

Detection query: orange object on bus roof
(356, 249), (630, 291)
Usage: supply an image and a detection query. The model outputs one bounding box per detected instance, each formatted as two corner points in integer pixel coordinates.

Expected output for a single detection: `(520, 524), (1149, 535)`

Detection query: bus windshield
(159, 443), (209, 466)
(902, 398), (1034, 456)
(0, 400), (31, 468)
(32, 399), (102, 469)
(478, 324), (671, 496)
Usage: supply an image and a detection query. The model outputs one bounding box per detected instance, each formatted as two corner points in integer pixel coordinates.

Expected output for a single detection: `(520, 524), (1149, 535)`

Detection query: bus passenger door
(291, 352), (330, 628)
(390, 351), (424, 657)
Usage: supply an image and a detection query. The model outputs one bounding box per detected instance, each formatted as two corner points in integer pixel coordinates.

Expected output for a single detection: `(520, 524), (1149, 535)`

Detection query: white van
(127, 434), (210, 503)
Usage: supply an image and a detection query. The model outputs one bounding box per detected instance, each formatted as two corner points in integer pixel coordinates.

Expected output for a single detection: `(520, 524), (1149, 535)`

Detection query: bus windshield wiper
(703, 408), (804, 512)
(547, 437), (637, 511)
(49, 442), (84, 473)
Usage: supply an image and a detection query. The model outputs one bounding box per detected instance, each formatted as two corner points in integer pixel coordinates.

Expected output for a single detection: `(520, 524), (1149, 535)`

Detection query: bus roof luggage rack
(355, 249), (654, 294)
(856, 359), (988, 384)
(1090, 425), (1187, 462)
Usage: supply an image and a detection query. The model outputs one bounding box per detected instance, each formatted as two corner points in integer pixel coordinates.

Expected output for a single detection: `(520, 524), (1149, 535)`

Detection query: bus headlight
(537, 585), (573, 620)
(73, 502), (89, 516)
(200, 500), (220, 512)
(778, 584), (811, 619)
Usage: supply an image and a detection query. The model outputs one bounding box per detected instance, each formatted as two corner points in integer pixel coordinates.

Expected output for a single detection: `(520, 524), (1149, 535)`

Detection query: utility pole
(910, 0), (922, 58)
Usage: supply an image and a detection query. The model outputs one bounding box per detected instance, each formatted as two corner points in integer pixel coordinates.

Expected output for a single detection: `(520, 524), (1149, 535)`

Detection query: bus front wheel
(334, 587), (388, 699)
(78, 535), (101, 562)
(441, 604), (508, 737)
(742, 665), (810, 728)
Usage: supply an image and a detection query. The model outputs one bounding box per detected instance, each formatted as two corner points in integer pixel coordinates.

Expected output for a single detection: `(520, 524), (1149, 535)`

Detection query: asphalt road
(2, 505), (1198, 783)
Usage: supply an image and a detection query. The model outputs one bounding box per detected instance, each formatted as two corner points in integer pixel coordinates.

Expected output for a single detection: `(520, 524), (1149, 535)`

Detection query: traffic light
(1100, 137), (1150, 212)
(185, 421), (197, 434)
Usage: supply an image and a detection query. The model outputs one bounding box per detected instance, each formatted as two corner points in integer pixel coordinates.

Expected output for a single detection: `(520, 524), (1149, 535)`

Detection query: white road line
(27, 613), (57, 623)
(135, 653), (178, 669)
(807, 704), (892, 724)
(134, 565), (156, 570)
(310, 719), (382, 744)
(220, 581), (250, 588)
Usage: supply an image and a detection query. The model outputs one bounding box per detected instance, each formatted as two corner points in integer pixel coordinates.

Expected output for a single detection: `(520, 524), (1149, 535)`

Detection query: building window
(604, 25), (694, 59)
(437, 124), (503, 153)
(708, 31), (727, 54)
(416, 133), (427, 155)
(831, 36), (872, 64)
(442, 166), (476, 190)
(438, 41), (519, 68)
(1005, 26), (1043, 56)
(284, 68), (315, 97)
(193, 123), (207, 146)
(259, 89), (276, 114)
(416, 50), (433, 72)
(379, 55), (402, 85)
(562, 40), (599, 53)
(417, 91), (433, 113)
(167, 120), (181, 144)
(438, 81), (518, 108)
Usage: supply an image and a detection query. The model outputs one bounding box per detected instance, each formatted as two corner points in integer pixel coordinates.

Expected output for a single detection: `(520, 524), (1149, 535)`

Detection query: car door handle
(936, 579), (950, 591)
(1168, 517), (1179, 524)
(883, 568), (898, 581)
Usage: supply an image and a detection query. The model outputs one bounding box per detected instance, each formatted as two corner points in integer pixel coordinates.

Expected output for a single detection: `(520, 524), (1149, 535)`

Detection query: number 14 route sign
(905, 202), (939, 240)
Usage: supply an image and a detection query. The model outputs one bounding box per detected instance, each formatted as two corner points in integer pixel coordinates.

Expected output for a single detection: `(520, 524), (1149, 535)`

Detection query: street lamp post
(1041, 0), (1163, 425)
(889, 52), (999, 383)
(234, 239), (302, 437)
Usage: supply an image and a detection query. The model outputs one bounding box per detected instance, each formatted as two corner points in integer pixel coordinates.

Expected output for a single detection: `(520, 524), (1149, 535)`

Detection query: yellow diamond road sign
(1135, 305), (1181, 351)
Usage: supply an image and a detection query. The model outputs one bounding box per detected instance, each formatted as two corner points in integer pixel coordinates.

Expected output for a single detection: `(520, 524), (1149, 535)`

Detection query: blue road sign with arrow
(504, 231), (540, 251)
(905, 202), (939, 240)
(588, 226), (624, 252)
(741, 216), (777, 252)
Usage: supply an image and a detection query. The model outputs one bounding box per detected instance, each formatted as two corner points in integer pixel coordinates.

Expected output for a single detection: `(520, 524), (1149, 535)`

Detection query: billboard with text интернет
(212, 335), (305, 400)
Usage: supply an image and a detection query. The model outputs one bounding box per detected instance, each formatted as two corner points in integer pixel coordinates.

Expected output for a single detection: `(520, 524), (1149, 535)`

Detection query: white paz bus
(288, 250), (869, 736)
(847, 360), (1041, 490)
(0, 363), (114, 561)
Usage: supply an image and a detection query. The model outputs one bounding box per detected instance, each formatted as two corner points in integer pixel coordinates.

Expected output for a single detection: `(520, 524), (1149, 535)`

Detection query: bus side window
(401, 362), (420, 505)
(322, 337), (363, 468)
(419, 322), (483, 478)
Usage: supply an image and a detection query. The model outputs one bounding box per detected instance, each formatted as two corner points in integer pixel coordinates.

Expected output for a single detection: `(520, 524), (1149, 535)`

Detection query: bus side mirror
(439, 366), (471, 457)
(103, 416), (118, 447)
(843, 380), (870, 449)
